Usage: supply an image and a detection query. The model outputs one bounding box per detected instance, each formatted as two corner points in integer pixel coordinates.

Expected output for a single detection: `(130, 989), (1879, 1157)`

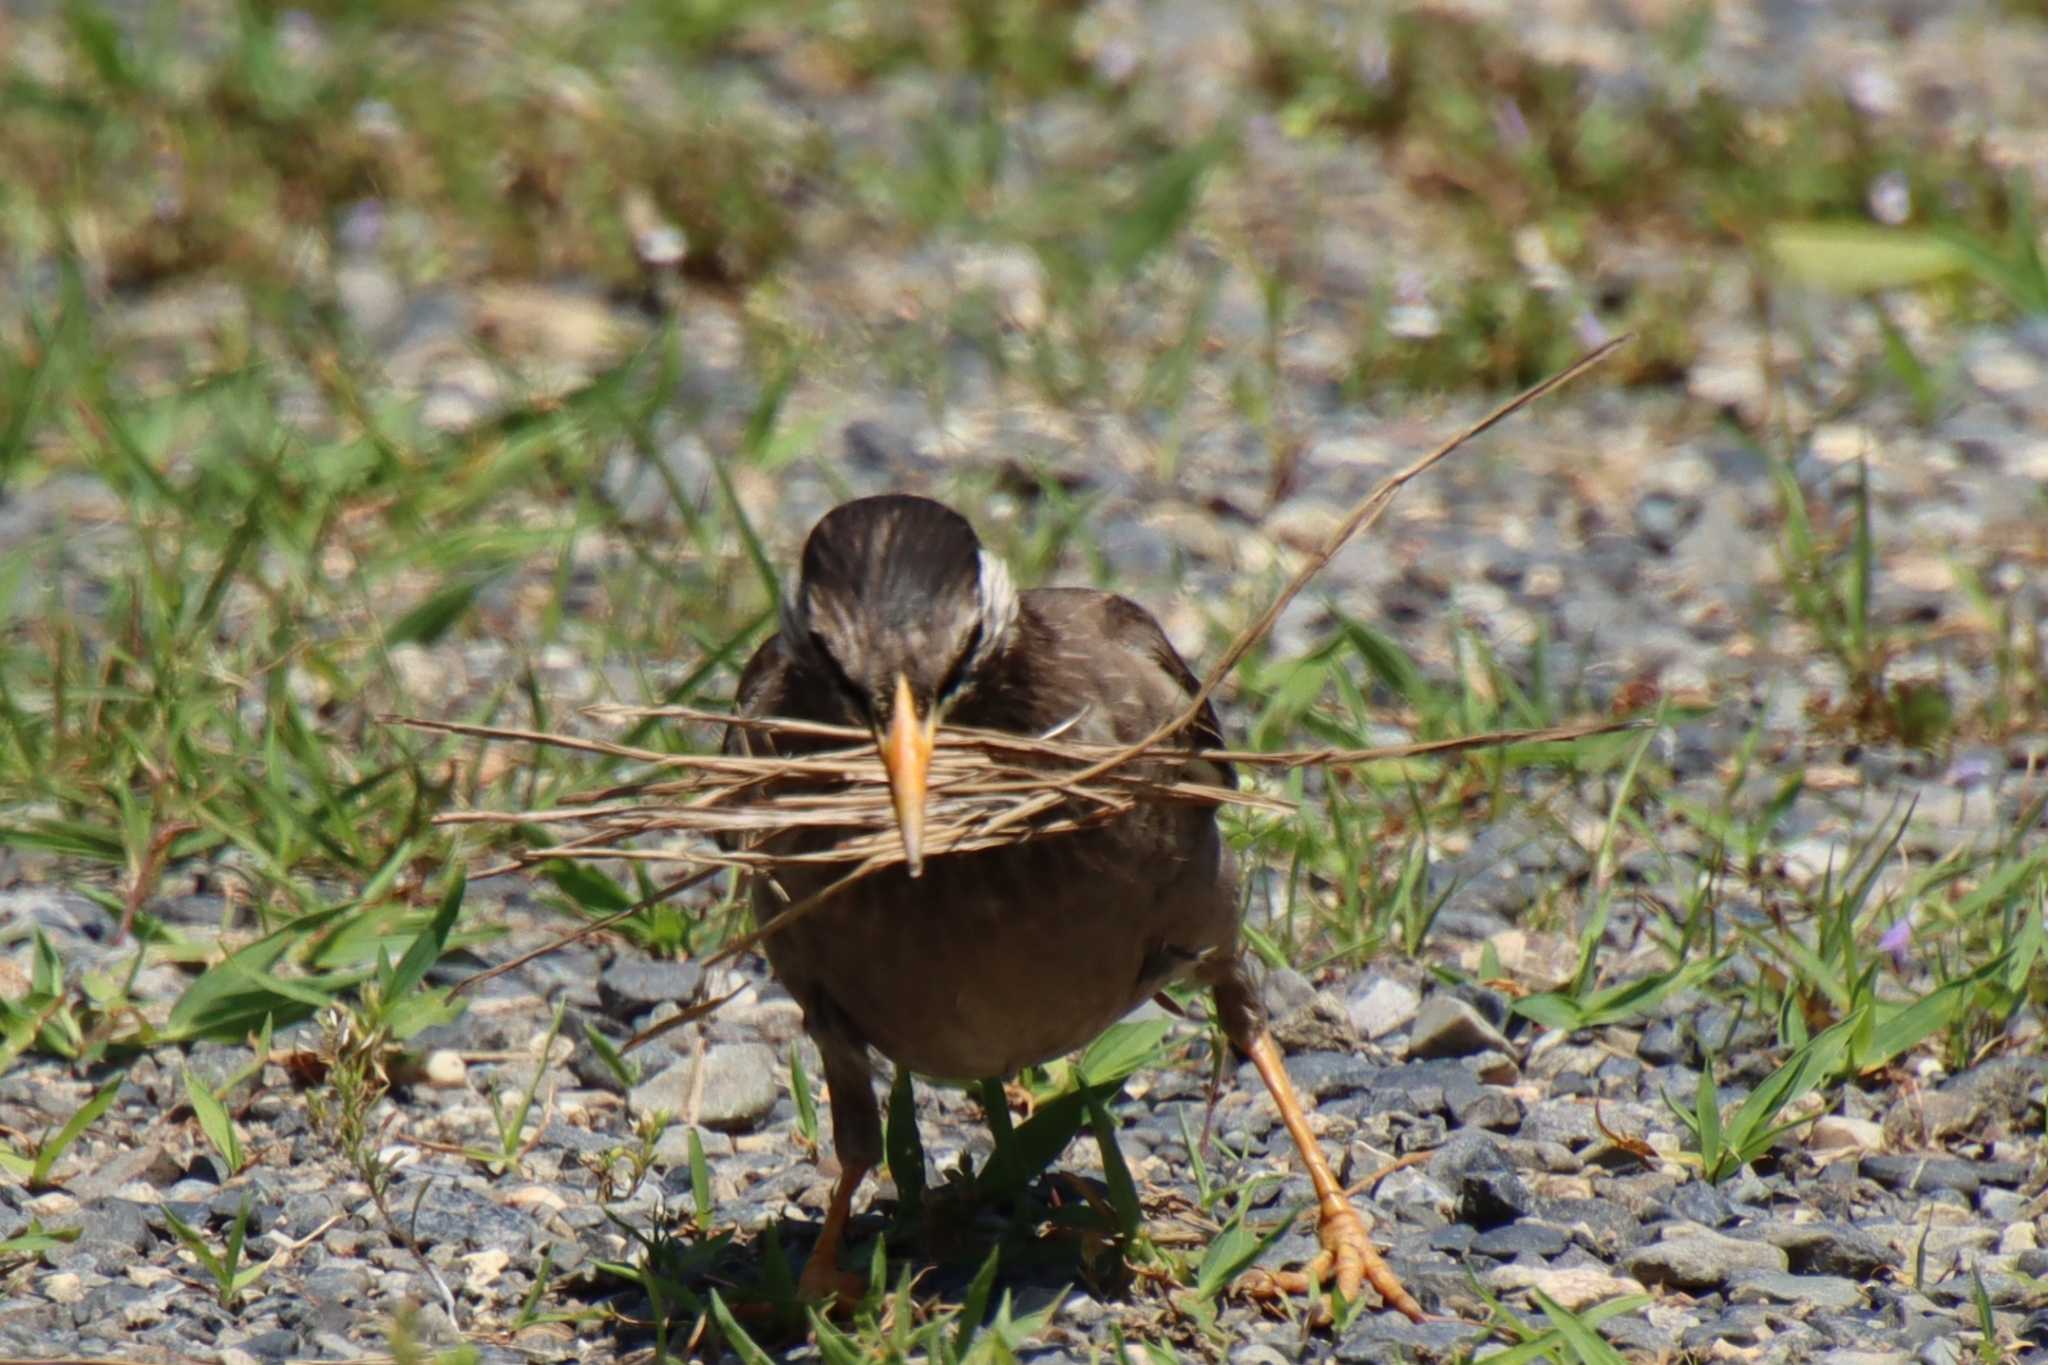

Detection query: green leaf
(165, 945), (363, 1042)
(30, 930), (62, 996)
(384, 572), (496, 646)
(984, 1087), (1091, 1200)
(1193, 1183), (1289, 1300)
(885, 1066), (925, 1219)
(789, 1043), (818, 1147)
(712, 1293), (782, 1365)
(583, 1022), (638, 1090)
(810, 1306), (865, 1365)
(1719, 1009), (1861, 1170)
(1107, 132), (1232, 279)
(1764, 224), (1965, 294)
(1858, 978), (1973, 1075)
(1532, 1288), (1633, 1365)
(183, 1066), (244, 1174)
(1694, 1066), (1724, 1180)
(32, 1071), (124, 1186)
(385, 870), (464, 1002)
(1514, 956), (1723, 1032)
(0, 1219), (81, 1262)
(542, 859), (634, 914)
(955, 1247), (1002, 1357)
(223, 1195), (251, 1283)
(1332, 618), (1433, 706)
(166, 935), (291, 1036)
(162, 1206), (226, 1283)
(1075, 1018), (1172, 1088)
(688, 1126), (713, 1230)
(0, 819), (126, 862)
(1085, 1092), (1141, 1241)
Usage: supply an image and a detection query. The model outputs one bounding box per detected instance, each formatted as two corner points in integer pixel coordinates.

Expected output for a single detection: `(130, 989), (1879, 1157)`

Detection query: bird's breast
(756, 818), (1236, 1081)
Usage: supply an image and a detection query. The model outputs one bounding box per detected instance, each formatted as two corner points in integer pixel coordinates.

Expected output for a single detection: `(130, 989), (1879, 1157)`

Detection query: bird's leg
(799, 1019), (885, 1309)
(1211, 971), (1427, 1323)
(797, 1158), (872, 1306)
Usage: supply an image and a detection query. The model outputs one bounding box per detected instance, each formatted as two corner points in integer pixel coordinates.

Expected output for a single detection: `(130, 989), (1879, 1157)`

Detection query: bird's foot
(796, 1254), (869, 1312)
(791, 1159), (872, 1314)
(1002, 1080), (1037, 1120)
(1235, 1198), (1428, 1325)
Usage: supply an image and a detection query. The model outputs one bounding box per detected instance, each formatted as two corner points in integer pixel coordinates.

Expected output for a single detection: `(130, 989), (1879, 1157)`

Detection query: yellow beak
(879, 673), (937, 877)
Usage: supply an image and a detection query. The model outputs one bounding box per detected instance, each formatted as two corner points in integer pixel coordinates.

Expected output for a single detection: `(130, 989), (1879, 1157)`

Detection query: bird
(724, 493), (1425, 1322)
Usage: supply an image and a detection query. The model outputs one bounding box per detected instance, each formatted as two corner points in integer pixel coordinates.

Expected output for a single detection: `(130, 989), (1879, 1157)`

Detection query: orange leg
(798, 1161), (872, 1306)
(1235, 1028), (1427, 1323)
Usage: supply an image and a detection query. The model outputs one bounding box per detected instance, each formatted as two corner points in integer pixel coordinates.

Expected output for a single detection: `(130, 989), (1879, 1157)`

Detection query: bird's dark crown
(784, 495), (1016, 720)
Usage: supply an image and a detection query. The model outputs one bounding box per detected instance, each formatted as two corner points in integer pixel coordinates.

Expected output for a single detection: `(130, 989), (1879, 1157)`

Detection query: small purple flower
(1492, 97), (1531, 153)
(1943, 749), (1996, 791)
(1356, 38), (1392, 90)
(1878, 919), (1913, 972)
(1868, 171), (1912, 227)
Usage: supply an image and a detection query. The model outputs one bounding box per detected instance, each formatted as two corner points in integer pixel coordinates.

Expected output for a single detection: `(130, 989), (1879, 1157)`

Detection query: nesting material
(397, 339), (1632, 991)
(404, 708), (1629, 883)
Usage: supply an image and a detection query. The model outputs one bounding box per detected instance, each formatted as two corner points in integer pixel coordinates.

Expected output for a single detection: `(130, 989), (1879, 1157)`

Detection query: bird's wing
(727, 633), (792, 758)
(1018, 587), (1233, 786)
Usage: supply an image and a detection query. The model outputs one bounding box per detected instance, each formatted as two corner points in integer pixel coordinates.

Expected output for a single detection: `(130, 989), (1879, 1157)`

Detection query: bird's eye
(935, 621), (983, 702)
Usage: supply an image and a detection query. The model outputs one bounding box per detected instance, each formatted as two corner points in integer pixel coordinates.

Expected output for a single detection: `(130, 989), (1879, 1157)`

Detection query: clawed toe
(1233, 1193), (1426, 1323)
(796, 1257), (869, 1311)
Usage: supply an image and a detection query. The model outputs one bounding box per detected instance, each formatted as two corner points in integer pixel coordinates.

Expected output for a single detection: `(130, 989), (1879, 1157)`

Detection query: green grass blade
(183, 1066), (244, 1174)
(32, 1071), (124, 1186)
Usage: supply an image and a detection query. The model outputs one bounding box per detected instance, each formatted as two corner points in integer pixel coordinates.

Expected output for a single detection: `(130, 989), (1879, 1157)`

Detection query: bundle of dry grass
(397, 338), (1633, 993)
(406, 707), (1628, 881)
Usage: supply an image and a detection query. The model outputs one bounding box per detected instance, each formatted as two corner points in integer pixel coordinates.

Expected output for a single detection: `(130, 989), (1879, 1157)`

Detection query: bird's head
(781, 495), (1018, 876)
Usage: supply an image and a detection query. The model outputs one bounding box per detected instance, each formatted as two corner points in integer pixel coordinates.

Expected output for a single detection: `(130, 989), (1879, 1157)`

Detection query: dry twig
(391, 339), (1633, 985)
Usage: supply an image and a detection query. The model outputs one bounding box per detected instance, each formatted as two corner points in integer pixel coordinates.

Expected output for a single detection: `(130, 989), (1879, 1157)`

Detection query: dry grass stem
(395, 340), (1631, 976)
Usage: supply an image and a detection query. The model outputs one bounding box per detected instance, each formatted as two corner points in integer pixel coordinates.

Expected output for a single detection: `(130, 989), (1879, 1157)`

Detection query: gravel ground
(4, 0), (2048, 1361)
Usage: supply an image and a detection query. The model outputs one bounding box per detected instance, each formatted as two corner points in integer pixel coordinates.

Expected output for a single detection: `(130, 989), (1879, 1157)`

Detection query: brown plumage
(725, 494), (1425, 1321)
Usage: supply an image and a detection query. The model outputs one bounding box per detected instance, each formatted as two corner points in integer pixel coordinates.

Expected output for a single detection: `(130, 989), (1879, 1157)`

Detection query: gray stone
(1664, 1180), (1735, 1228)
(1926, 1272), (2035, 1307)
(1335, 1313), (1484, 1361)
(1469, 1221), (1569, 1259)
(1348, 976), (1421, 1040)
(1730, 1270), (1867, 1312)
(1978, 1187), (2028, 1221)
(1859, 1154), (2029, 1195)
(1917, 1338), (1965, 1365)
(238, 1328), (301, 1360)
(1541, 1197), (1647, 1254)
(1427, 1132), (1536, 1227)
(301, 1267), (372, 1307)
(1445, 1084), (1521, 1130)
(1679, 1305), (1774, 1351)
(1519, 1099), (1603, 1149)
(71, 1200), (152, 1259)
(1627, 1225), (1789, 1290)
(1763, 1222), (1896, 1278)
(1277, 1050), (1377, 1100)
(395, 1180), (533, 1253)
(597, 958), (705, 1019)
(1636, 1016), (1692, 1065)
(70, 1143), (181, 1202)
(1635, 491), (1699, 553)
(630, 1042), (780, 1132)
(1406, 994), (1512, 1060)
(277, 1189), (345, 1240)
(1602, 1312), (1690, 1354)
